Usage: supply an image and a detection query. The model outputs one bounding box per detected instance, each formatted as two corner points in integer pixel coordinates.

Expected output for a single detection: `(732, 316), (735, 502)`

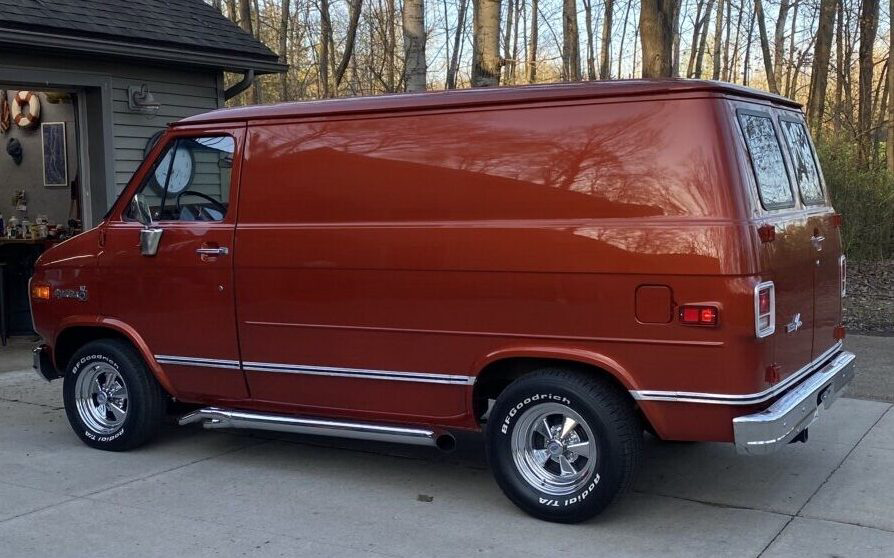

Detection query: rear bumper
(33, 344), (61, 382)
(733, 350), (856, 455)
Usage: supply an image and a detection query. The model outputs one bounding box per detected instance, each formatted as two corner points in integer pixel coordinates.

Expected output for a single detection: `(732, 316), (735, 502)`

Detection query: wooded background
(211, 0), (894, 260)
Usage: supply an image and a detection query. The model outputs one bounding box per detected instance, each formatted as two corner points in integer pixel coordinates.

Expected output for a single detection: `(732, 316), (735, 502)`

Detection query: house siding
(0, 52), (223, 211)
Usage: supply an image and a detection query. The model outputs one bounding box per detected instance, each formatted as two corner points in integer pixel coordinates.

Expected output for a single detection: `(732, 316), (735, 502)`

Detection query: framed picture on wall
(41, 122), (68, 188)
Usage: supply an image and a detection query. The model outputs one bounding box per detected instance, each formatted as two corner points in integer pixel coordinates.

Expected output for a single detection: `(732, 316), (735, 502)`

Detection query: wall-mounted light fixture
(127, 84), (161, 114)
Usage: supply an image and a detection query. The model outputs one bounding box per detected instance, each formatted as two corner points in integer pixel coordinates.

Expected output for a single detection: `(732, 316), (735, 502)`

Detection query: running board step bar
(178, 407), (456, 451)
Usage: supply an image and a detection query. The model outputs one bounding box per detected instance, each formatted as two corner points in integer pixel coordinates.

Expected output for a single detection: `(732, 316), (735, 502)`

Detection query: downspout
(224, 69), (255, 101)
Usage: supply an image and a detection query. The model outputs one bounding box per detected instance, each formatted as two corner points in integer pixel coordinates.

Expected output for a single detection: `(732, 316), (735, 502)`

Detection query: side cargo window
(779, 118), (825, 205)
(125, 135), (235, 222)
(737, 112), (795, 210)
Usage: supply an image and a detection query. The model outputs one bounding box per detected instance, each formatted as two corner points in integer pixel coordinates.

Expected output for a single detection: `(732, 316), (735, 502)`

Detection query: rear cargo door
(736, 108), (815, 380)
(777, 114), (843, 358)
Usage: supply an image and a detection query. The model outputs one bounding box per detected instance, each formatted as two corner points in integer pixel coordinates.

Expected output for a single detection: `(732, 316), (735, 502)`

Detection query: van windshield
(779, 118), (825, 205)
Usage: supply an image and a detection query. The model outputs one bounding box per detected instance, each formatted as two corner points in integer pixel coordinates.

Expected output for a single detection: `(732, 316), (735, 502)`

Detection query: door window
(126, 135), (235, 222)
(779, 119), (825, 205)
(737, 112), (795, 210)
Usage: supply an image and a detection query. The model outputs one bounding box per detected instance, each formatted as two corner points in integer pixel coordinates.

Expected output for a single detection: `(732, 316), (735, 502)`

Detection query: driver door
(99, 126), (248, 403)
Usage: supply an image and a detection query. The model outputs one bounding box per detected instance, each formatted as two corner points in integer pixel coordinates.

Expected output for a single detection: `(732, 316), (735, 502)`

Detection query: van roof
(178, 79), (801, 125)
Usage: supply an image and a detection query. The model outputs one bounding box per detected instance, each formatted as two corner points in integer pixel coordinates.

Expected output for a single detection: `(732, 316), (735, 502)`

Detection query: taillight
(754, 281), (775, 338)
(839, 255), (847, 297)
(679, 305), (719, 326)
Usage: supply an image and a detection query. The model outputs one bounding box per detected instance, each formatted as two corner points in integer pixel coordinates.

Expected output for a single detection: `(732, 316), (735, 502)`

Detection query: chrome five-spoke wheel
(511, 402), (597, 496)
(74, 362), (129, 434)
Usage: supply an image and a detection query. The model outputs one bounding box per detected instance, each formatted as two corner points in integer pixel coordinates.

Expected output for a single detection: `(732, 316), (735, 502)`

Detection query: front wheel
(486, 369), (642, 523)
(63, 339), (166, 451)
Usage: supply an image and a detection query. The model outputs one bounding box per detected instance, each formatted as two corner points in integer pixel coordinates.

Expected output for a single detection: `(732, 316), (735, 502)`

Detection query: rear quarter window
(737, 112), (795, 210)
(779, 118), (825, 205)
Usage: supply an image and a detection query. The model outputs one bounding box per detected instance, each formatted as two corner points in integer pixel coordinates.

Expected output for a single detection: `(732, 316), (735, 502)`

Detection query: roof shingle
(0, 0), (279, 65)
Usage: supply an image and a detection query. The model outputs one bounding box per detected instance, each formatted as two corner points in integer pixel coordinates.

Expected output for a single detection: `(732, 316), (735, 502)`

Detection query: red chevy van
(30, 80), (854, 523)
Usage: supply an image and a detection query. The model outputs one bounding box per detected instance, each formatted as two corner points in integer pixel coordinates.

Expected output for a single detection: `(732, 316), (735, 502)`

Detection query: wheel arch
(470, 348), (655, 432)
(53, 317), (177, 397)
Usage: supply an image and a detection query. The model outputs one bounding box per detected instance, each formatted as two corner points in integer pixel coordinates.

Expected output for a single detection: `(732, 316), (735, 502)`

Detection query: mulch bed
(843, 259), (894, 336)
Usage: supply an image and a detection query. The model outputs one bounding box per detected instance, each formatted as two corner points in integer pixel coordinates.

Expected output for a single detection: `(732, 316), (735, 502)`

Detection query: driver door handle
(196, 247), (229, 256)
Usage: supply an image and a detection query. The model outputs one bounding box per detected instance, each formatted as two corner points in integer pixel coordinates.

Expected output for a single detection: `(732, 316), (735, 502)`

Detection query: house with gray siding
(0, 0), (283, 338)
(0, 0), (284, 226)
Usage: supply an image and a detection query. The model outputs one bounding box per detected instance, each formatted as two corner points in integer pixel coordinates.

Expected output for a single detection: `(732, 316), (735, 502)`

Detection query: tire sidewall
(63, 344), (140, 450)
(487, 378), (626, 521)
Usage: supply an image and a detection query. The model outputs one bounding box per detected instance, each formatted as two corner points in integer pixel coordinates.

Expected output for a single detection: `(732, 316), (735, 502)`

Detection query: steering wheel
(175, 190), (226, 219)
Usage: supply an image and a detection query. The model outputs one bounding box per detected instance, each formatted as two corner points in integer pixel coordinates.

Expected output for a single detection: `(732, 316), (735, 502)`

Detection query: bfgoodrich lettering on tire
(486, 368), (642, 523)
(63, 339), (166, 451)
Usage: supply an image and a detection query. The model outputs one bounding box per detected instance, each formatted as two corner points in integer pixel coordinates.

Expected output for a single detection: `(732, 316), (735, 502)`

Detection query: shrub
(817, 140), (894, 261)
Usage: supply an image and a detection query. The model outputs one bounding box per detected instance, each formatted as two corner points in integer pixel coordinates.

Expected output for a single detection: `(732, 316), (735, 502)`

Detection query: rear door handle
(196, 247), (229, 256)
(811, 236), (825, 251)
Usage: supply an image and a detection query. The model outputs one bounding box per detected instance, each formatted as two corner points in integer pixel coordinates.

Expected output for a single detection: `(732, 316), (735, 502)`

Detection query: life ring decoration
(11, 91), (41, 129)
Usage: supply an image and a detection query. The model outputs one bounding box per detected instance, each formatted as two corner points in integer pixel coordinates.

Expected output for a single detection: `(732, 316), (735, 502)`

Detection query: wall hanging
(41, 122), (68, 187)
(12, 90), (41, 129)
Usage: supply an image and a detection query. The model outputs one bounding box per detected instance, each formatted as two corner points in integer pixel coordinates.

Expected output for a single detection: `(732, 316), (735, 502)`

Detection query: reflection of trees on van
(256, 99), (726, 219)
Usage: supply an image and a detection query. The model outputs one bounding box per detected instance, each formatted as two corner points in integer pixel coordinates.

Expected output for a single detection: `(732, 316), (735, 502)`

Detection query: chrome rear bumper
(733, 350), (856, 455)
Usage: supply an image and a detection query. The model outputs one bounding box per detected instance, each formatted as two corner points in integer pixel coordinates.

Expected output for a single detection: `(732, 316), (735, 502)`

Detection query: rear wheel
(63, 339), (166, 451)
(486, 368), (642, 523)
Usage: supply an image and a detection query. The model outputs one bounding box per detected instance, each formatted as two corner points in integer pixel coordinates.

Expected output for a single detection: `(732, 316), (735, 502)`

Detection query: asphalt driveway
(0, 336), (892, 557)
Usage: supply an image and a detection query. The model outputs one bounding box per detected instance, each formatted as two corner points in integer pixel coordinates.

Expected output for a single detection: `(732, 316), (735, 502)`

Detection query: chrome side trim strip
(155, 355), (242, 370)
(179, 407), (453, 449)
(630, 342), (844, 405)
(243, 361), (475, 385)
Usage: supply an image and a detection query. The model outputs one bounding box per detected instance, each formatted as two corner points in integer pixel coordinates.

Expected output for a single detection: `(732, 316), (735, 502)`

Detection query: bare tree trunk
(226, 0), (237, 20)
(333, 0), (363, 90)
(784, 1), (799, 97)
(501, 0), (514, 82)
(279, 0), (291, 101)
(711, 0), (724, 80)
(472, 0), (502, 87)
(773, 0), (790, 88)
(599, 0), (614, 78)
(617, 0), (632, 78)
(527, 0), (539, 82)
(319, 0), (332, 98)
(448, 0), (469, 88)
(743, 4), (755, 85)
(807, 0), (836, 134)
(386, 0), (396, 92)
(640, 0), (679, 78)
(858, 0), (879, 159)
(403, 0), (426, 91)
(833, 0), (844, 133)
(753, 0), (779, 93)
(510, 0), (522, 82)
(687, 0), (705, 77)
(584, 0), (597, 79)
(888, 0), (894, 171)
(671, 0), (682, 76)
(721, 0), (732, 80)
(694, 0), (714, 78)
(563, 0), (582, 80)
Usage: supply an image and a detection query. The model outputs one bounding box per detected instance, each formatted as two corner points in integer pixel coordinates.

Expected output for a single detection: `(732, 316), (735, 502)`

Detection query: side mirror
(131, 194), (163, 256)
(130, 194), (153, 227)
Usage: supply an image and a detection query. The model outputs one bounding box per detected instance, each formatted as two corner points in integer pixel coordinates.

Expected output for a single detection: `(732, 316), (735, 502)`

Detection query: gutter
(224, 70), (255, 100)
(0, 28), (287, 75)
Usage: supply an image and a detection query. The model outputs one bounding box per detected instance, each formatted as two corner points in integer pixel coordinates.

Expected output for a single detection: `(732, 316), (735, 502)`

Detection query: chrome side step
(178, 407), (456, 451)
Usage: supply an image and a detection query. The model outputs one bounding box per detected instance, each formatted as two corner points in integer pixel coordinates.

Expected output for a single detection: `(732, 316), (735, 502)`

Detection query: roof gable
(0, 0), (284, 73)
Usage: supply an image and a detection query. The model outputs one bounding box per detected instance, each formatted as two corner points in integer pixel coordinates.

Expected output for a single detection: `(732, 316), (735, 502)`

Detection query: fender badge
(785, 313), (803, 333)
(54, 286), (88, 302)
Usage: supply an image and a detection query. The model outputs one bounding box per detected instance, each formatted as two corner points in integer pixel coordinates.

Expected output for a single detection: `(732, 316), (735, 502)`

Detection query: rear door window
(779, 118), (825, 205)
(737, 112), (795, 210)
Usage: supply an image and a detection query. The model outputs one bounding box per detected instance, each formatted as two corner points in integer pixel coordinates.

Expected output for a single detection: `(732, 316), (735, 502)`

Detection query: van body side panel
(234, 97), (758, 430)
